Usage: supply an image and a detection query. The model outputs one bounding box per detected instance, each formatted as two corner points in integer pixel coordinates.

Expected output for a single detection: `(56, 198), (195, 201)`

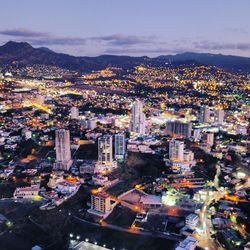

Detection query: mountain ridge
(1, 41), (250, 72)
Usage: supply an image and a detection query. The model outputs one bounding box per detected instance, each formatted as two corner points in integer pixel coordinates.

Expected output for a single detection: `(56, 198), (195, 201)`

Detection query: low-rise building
(88, 191), (114, 217)
(140, 195), (162, 210)
(175, 236), (197, 250)
(13, 185), (39, 199)
(185, 213), (199, 229)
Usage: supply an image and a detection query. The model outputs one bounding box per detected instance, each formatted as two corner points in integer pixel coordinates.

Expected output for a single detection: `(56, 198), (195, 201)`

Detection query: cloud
(91, 34), (157, 46)
(30, 34), (157, 47)
(0, 28), (157, 47)
(28, 37), (87, 46)
(104, 46), (189, 55)
(236, 43), (250, 50)
(0, 28), (49, 37)
(1, 27), (250, 56)
(0, 28), (87, 46)
(193, 41), (250, 51)
(224, 27), (248, 35)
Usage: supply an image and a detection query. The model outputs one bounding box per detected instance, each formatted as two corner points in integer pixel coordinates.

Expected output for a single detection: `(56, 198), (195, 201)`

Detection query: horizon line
(1, 40), (250, 59)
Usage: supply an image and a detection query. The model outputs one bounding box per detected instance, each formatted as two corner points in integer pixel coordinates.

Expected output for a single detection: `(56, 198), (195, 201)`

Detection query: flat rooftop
(71, 241), (110, 250)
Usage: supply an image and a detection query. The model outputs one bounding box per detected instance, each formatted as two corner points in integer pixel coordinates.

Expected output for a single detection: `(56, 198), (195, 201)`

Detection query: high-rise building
(200, 106), (210, 123)
(87, 118), (97, 130)
(204, 132), (214, 146)
(214, 109), (224, 125)
(54, 129), (72, 171)
(98, 135), (113, 164)
(70, 106), (79, 120)
(166, 120), (192, 138)
(114, 133), (126, 160)
(193, 128), (201, 142)
(183, 150), (194, 162)
(169, 140), (184, 162)
(130, 100), (146, 135)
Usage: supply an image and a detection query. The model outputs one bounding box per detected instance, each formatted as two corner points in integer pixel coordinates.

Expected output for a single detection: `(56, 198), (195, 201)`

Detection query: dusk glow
(0, 0), (250, 56)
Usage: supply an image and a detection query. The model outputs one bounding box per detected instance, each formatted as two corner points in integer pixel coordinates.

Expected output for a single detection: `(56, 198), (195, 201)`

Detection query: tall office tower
(169, 139), (184, 162)
(70, 106), (79, 119)
(166, 120), (192, 138)
(204, 132), (214, 146)
(214, 109), (224, 125)
(200, 106), (210, 123)
(54, 129), (72, 171)
(98, 135), (113, 164)
(130, 100), (146, 135)
(114, 133), (126, 160)
(193, 128), (201, 142)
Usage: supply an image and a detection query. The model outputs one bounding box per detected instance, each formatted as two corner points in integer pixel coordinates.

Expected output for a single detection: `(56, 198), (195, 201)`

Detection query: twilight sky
(0, 0), (250, 57)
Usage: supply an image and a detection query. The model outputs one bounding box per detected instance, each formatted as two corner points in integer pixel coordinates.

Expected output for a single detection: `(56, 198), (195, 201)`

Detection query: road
(198, 164), (225, 250)
(73, 215), (181, 242)
(198, 188), (227, 250)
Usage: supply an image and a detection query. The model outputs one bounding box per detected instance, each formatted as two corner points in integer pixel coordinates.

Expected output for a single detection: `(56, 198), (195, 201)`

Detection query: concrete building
(175, 236), (197, 250)
(215, 109), (224, 125)
(183, 150), (194, 162)
(200, 106), (210, 123)
(166, 120), (192, 138)
(193, 128), (201, 142)
(185, 213), (199, 229)
(54, 129), (72, 171)
(13, 185), (39, 199)
(35, 94), (45, 105)
(98, 135), (113, 164)
(169, 139), (184, 162)
(90, 191), (112, 215)
(22, 128), (32, 140)
(70, 106), (79, 120)
(130, 100), (146, 135)
(204, 132), (214, 146)
(87, 118), (97, 130)
(114, 133), (126, 160)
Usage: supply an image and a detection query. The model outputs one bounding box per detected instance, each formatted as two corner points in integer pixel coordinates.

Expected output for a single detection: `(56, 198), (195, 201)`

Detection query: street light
(69, 233), (73, 238)
(85, 238), (89, 242)
(76, 235), (80, 240)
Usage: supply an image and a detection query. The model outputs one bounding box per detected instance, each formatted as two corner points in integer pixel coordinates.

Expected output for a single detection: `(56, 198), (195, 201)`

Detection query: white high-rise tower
(98, 135), (113, 164)
(130, 100), (146, 135)
(114, 133), (126, 160)
(54, 129), (72, 171)
(169, 139), (184, 162)
(214, 109), (224, 125)
(200, 106), (210, 123)
(70, 107), (79, 120)
(95, 135), (117, 173)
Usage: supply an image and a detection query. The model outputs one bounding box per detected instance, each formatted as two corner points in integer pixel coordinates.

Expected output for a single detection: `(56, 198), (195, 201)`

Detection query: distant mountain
(0, 41), (149, 72)
(157, 52), (250, 72)
(38, 47), (55, 53)
(0, 41), (250, 72)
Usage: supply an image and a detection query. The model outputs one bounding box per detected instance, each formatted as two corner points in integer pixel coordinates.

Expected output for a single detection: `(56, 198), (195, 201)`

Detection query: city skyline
(0, 0), (250, 57)
(0, 2), (249, 250)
